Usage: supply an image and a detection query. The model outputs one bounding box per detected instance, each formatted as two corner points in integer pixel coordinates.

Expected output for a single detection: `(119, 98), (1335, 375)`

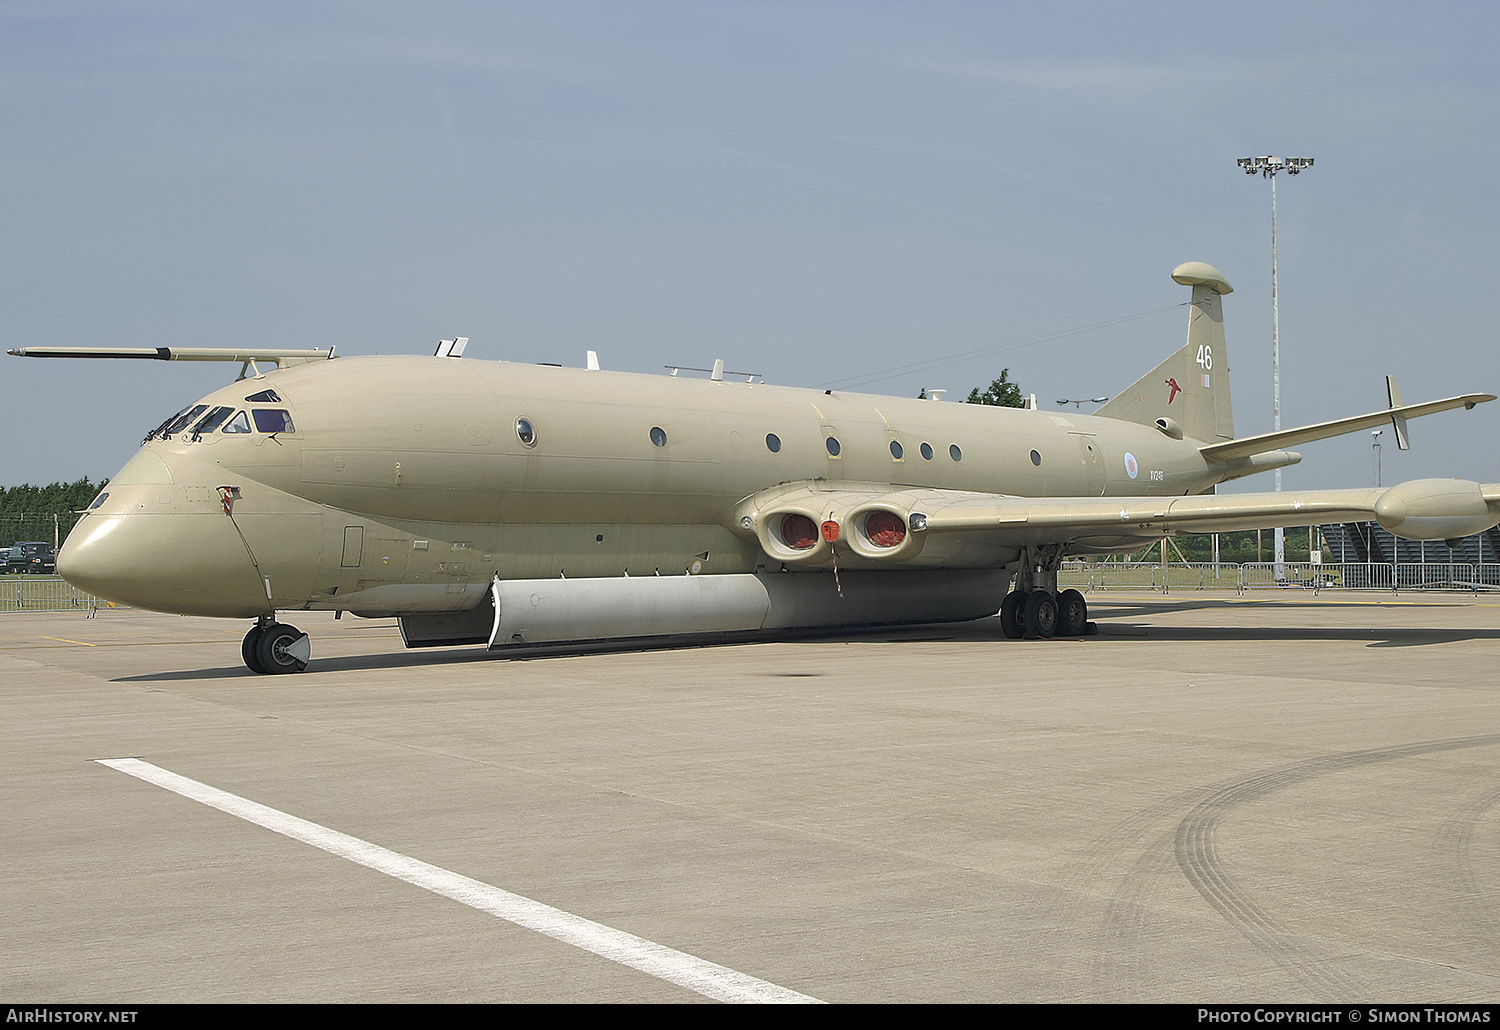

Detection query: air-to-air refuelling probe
(12, 262), (1500, 673)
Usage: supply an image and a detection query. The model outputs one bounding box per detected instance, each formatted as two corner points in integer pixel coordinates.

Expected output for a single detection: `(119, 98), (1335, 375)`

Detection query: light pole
(1371, 428), (1383, 566)
(1238, 155), (1314, 570)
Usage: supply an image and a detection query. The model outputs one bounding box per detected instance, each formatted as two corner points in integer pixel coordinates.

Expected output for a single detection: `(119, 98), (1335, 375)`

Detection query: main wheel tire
(253, 622), (309, 674)
(1022, 590), (1057, 639)
(242, 624), (268, 674)
(1000, 591), (1028, 639)
(1056, 589), (1088, 637)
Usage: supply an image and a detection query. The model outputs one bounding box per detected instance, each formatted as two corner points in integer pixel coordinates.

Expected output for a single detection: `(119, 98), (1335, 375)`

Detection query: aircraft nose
(59, 491), (271, 618)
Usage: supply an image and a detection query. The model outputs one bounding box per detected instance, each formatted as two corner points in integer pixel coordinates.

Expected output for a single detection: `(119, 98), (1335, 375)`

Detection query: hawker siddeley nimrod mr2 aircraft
(11, 262), (1500, 674)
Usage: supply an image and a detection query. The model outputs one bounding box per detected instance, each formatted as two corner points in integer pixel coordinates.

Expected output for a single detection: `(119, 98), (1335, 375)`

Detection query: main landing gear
(1000, 587), (1092, 639)
(242, 615), (310, 674)
(1000, 548), (1096, 640)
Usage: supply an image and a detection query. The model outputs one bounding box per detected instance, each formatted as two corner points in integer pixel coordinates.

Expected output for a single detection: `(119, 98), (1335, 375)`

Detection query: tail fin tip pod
(1095, 262), (1235, 444)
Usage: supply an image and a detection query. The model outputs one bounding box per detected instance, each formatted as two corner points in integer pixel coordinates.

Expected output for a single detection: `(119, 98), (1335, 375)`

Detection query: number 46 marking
(1196, 344), (1213, 370)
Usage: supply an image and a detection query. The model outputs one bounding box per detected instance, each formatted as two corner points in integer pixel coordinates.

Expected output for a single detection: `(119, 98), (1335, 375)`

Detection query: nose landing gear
(242, 616), (310, 674)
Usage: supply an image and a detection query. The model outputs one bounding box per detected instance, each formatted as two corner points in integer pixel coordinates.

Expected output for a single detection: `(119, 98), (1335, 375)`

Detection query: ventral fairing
(12, 262), (1499, 673)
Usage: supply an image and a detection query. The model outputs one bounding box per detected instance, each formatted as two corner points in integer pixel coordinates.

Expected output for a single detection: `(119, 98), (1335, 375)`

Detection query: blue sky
(4, 1), (1498, 490)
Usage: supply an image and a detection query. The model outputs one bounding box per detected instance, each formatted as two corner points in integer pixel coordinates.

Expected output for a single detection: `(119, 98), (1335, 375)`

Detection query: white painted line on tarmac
(97, 757), (822, 1004)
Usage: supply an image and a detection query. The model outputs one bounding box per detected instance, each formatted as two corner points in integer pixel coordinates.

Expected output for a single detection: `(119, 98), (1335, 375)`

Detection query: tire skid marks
(1174, 734), (1500, 997)
(1048, 782), (1223, 1002)
(1437, 783), (1500, 943)
(1089, 827), (1185, 1002)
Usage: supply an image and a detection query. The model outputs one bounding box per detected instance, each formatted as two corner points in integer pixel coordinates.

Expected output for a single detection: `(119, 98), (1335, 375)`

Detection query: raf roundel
(1123, 452), (1139, 480)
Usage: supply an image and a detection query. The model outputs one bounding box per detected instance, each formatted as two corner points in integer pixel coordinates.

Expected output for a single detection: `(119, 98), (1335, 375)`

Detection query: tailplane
(1095, 262), (1235, 444)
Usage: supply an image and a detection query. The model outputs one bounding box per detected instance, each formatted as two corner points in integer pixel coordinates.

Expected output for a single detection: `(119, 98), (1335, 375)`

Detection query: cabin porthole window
(949, 444), (962, 462)
(825, 436), (841, 457)
(515, 417), (538, 447)
(650, 426), (668, 447)
(920, 442), (934, 461)
(1030, 449), (1042, 466)
(765, 433), (782, 453)
(889, 440), (903, 460)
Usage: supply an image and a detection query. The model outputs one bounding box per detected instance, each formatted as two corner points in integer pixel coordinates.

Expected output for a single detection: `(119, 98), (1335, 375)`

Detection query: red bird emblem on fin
(1165, 377), (1182, 403)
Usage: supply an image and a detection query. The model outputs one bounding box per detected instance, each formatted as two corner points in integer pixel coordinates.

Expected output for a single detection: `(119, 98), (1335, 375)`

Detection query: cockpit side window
(245, 389), (282, 403)
(222, 410), (252, 434)
(252, 409), (295, 434)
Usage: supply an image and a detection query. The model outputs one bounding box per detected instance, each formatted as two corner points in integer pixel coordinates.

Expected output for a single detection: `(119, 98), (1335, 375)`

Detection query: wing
(733, 479), (1500, 566)
(1199, 392), (1494, 463)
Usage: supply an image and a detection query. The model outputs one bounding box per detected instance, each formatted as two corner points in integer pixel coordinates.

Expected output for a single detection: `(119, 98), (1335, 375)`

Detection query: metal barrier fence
(0, 574), (109, 613)
(1395, 563), (1476, 592)
(1240, 562), (1326, 592)
(1065, 561), (1500, 595)
(1240, 562), (1403, 593)
(1059, 561), (1241, 594)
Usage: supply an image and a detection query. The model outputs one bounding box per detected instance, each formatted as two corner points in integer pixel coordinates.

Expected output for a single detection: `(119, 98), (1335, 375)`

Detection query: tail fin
(1095, 262), (1235, 444)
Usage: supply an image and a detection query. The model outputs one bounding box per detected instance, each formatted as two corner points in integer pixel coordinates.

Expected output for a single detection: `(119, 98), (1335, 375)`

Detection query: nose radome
(59, 492), (270, 618)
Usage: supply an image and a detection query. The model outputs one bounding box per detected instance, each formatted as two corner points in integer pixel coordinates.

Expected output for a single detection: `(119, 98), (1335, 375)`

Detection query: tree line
(0, 478), (106, 547)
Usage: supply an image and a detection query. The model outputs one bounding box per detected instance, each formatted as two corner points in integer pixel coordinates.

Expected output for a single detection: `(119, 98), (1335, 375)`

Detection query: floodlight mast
(1237, 155), (1314, 569)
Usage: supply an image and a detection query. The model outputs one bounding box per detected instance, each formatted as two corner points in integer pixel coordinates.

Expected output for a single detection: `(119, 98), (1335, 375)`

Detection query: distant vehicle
(0, 546), (17, 573)
(7, 541), (56, 574)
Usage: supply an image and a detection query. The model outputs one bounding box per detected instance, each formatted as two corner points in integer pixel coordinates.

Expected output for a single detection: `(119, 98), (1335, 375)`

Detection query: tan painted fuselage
(61, 355), (1222, 619)
(53, 260), (1500, 643)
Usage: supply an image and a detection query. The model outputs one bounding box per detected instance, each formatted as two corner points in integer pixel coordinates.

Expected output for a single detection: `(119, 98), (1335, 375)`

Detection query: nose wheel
(242, 620), (310, 674)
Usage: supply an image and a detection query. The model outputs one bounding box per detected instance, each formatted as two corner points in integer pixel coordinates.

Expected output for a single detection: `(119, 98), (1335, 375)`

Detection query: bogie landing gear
(1001, 588), (1094, 639)
(242, 616), (310, 674)
(1001, 550), (1096, 640)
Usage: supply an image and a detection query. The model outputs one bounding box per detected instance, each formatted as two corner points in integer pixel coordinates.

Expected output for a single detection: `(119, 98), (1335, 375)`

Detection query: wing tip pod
(1375, 479), (1500, 541)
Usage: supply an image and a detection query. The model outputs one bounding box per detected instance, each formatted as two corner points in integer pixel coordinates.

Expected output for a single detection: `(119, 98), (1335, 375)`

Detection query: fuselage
(59, 355), (1227, 618)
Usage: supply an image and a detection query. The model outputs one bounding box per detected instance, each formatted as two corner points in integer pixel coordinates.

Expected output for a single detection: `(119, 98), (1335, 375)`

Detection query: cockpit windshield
(144, 404), (208, 442)
(144, 402), (296, 442)
(188, 406), (236, 438)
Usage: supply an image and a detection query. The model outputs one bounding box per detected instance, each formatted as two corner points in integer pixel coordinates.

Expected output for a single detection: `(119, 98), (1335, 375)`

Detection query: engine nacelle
(842, 505), (928, 562)
(753, 508), (836, 564)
